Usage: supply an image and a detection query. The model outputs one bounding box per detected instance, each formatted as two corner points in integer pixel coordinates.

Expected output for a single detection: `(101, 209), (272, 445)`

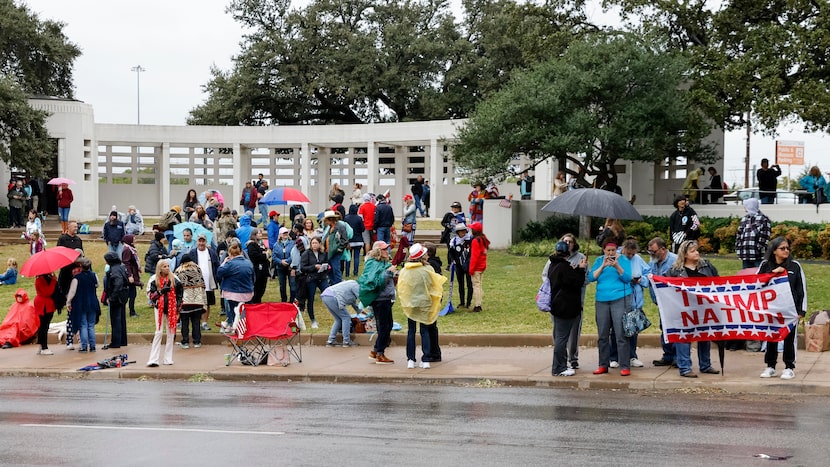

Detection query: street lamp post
(131, 65), (146, 124)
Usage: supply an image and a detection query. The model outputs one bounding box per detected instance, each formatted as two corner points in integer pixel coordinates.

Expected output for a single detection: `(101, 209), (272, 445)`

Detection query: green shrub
(0, 206), (8, 228)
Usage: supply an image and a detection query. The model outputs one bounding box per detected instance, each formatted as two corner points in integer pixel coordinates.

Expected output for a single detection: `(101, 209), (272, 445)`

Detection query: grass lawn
(2, 233), (828, 336)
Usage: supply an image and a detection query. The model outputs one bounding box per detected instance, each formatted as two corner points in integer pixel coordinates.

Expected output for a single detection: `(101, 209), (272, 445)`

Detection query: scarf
(156, 275), (179, 332)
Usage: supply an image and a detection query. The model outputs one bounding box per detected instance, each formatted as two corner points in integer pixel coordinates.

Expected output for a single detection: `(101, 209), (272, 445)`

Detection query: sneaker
(369, 351), (378, 360)
(78, 348), (88, 353)
(201, 323), (211, 331)
(407, 360), (416, 369)
(342, 341), (359, 348)
(375, 354), (394, 364)
(780, 369), (795, 380)
(555, 368), (575, 376)
(419, 361), (430, 369)
(193, 343), (202, 348)
(181, 343), (190, 349)
(609, 361), (620, 368)
(630, 358), (644, 368)
(569, 361), (579, 369)
(326, 341), (336, 347)
(38, 349), (54, 355)
(66, 344), (75, 351)
(760, 367), (776, 378)
(311, 320), (319, 329)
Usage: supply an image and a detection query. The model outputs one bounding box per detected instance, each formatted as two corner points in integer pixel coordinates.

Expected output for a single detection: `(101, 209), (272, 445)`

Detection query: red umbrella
(20, 247), (82, 277)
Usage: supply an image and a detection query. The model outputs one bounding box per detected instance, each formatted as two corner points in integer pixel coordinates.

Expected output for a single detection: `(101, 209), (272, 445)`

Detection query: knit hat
(171, 205), (182, 214)
(109, 210), (118, 218)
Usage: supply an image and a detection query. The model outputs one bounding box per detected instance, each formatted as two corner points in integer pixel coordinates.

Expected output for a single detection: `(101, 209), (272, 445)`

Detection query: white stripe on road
(22, 424), (284, 435)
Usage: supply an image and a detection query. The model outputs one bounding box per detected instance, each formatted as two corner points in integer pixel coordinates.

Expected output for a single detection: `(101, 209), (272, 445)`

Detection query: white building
(10, 97), (826, 246)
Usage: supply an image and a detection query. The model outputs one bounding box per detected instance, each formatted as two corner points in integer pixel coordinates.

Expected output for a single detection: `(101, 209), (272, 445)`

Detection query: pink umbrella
(48, 177), (76, 186)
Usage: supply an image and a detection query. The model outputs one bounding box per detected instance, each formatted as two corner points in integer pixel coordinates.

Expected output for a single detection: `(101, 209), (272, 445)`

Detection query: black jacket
(547, 255), (585, 319)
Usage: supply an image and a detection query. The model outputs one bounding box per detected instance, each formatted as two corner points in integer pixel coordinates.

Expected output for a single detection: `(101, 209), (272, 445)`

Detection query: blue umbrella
(173, 222), (213, 244)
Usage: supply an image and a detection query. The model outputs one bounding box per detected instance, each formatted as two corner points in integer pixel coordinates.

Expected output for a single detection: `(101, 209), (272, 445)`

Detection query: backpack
(158, 211), (178, 231)
(536, 278), (552, 313)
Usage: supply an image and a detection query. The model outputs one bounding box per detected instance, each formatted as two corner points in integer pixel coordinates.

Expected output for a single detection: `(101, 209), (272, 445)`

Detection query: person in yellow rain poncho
(396, 243), (447, 369)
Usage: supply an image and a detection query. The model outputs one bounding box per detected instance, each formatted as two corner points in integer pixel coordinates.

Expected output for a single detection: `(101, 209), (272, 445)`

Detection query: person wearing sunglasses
(757, 237), (806, 380)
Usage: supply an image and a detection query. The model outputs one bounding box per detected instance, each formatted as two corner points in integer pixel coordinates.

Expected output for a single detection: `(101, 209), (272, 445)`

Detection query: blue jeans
(552, 314), (579, 375)
(406, 318), (431, 362)
(596, 296), (630, 370)
(328, 251), (343, 284)
(676, 341), (713, 375)
(742, 259), (761, 269)
(107, 242), (124, 258)
(58, 206), (71, 222)
(257, 203), (269, 226)
(165, 230), (175, 253)
(376, 227), (391, 246)
(305, 276), (329, 322)
(322, 295), (353, 344)
(657, 317), (676, 363)
(345, 246), (362, 277)
(275, 266), (295, 302)
(224, 299), (240, 328)
(413, 194), (425, 216)
(78, 308), (97, 350)
(760, 195), (775, 205)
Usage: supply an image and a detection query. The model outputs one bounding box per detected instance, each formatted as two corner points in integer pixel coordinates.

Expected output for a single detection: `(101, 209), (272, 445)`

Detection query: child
(24, 231), (46, 256)
(0, 258), (18, 285)
(25, 209), (42, 237)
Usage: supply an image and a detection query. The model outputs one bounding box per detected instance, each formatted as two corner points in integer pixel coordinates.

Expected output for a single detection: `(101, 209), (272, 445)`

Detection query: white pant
(148, 310), (175, 365)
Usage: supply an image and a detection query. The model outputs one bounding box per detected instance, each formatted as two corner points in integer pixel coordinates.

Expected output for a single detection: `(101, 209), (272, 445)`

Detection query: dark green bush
(0, 207), (8, 228)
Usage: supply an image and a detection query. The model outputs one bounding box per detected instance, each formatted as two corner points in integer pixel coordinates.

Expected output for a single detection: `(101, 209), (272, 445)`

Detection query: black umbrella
(540, 188), (643, 221)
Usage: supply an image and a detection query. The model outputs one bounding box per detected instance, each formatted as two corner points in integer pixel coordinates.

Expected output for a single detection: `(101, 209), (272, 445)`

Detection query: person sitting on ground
(124, 205), (145, 235)
(0, 258), (18, 285)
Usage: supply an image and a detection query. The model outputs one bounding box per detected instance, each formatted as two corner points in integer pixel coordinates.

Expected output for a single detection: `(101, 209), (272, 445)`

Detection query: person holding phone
(588, 239), (633, 376)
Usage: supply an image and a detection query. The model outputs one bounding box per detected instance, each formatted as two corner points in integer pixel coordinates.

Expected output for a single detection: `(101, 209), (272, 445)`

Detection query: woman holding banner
(757, 237), (806, 380)
(666, 240), (720, 378)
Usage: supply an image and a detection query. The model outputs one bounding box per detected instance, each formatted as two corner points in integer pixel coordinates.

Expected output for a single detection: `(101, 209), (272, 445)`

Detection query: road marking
(22, 424), (284, 435)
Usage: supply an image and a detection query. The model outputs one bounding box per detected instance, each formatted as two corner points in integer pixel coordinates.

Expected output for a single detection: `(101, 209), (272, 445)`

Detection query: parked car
(723, 188), (799, 204)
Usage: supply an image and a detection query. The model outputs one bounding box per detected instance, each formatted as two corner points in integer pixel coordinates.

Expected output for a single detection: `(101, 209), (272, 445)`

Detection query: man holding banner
(651, 240), (801, 379)
(757, 237), (806, 380)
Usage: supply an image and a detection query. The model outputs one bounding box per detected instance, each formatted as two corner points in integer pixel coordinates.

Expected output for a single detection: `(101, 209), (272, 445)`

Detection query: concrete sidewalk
(3, 332), (830, 395)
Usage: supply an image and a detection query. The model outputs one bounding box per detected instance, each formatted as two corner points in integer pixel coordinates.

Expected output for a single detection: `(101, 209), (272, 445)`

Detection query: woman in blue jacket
(588, 239), (633, 376)
(216, 241), (255, 332)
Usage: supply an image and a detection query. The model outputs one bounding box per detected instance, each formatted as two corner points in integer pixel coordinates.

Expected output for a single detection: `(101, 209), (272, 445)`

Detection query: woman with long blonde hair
(146, 259), (182, 366)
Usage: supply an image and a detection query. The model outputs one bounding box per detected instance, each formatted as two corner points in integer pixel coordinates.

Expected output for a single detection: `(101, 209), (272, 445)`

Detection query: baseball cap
(372, 240), (389, 250)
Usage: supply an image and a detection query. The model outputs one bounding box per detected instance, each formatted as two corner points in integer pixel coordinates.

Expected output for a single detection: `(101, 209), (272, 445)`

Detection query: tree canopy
(452, 34), (717, 186)
(609, 0), (830, 133)
(0, 0), (80, 177)
(188, 0), (595, 125)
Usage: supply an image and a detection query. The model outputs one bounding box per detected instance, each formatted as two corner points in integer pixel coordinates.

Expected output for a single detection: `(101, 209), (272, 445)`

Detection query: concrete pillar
(429, 139), (440, 215)
(366, 141), (377, 195)
(232, 143), (242, 210)
(300, 142), (311, 198)
(160, 142), (170, 211)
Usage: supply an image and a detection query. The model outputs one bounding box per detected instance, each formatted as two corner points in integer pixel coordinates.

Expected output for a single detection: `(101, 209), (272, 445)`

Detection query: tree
(190, 0), (464, 125)
(607, 0), (830, 133)
(189, 0), (597, 125)
(452, 33), (717, 187)
(0, 0), (80, 176)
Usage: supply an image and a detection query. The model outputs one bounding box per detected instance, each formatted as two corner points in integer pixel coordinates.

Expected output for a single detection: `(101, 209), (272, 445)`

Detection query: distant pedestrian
(468, 184), (485, 223)
(103, 251), (129, 349)
(668, 195), (700, 253)
(66, 258), (100, 353)
(468, 222), (489, 313)
(516, 170), (534, 200)
(735, 198), (771, 269)
(57, 183), (74, 231)
(422, 180), (431, 217)
(756, 158), (781, 204)
(411, 175), (426, 217)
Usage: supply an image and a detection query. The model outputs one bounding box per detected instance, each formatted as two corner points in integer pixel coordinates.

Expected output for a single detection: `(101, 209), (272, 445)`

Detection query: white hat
(323, 210), (339, 219)
(408, 243), (426, 260)
(279, 227), (290, 235)
(454, 223), (468, 232)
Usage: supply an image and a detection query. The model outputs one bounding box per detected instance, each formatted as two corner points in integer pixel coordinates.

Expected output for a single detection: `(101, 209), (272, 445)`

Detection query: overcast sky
(23, 0), (830, 187)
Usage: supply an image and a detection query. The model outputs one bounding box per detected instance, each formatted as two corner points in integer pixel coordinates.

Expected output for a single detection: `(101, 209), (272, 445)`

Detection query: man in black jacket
(411, 175), (426, 217)
(374, 195), (395, 248)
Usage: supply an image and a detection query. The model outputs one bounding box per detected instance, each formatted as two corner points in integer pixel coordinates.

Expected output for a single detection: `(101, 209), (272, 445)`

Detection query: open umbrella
(260, 187), (311, 205)
(173, 222), (213, 245)
(20, 246), (82, 277)
(540, 188), (643, 221)
(47, 177), (76, 186)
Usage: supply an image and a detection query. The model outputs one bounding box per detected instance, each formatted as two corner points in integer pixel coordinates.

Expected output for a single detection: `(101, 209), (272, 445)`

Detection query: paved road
(0, 378), (826, 465)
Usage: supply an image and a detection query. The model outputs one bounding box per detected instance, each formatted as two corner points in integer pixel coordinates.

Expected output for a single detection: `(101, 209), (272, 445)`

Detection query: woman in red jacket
(467, 222), (490, 313)
(57, 183), (74, 234)
(34, 273), (58, 355)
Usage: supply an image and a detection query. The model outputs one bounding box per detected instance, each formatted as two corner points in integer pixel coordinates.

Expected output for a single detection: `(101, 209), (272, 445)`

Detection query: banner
(651, 273), (798, 344)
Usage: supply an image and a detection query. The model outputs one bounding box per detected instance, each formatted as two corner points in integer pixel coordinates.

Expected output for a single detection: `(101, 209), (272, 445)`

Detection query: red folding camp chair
(224, 302), (302, 367)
